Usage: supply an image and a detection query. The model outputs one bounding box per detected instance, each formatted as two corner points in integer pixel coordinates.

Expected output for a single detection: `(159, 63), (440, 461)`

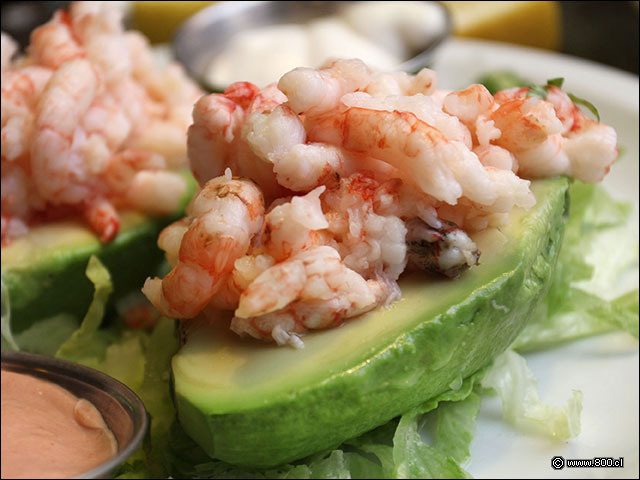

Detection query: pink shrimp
(83, 197), (119, 243)
(340, 91), (473, 148)
(473, 144), (518, 172)
(1, 2), (201, 245)
(31, 59), (99, 202)
(491, 85), (617, 182)
(321, 172), (409, 281)
(203, 253), (277, 311)
(1, 161), (41, 243)
(309, 106), (534, 212)
(177, 187), (329, 314)
(262, 186), (328, 261)
(141, 59), (620, 348)
(230, 245), (387, 347)
(244, 105), (345, 191)
(364, 68), (438, 98)
(490, 96), (562, 153)
(1, 32), (18, 71)
(443, 84), (496, 127)
(1, 67), (53, 163)
(142, 173), (265, 318)
(494, 85), (579, 133)
(546, 86), (618, 182)
(277, 58), (373, 116)
(28, 58), (126, 242)
(157, 217), (191, 268)
(187, 82), (287, 202)
(28, 10), (85, 69)
(28, 59), (124, 240)
(69, 2), (132, 84)
(442, 84), (497, 147)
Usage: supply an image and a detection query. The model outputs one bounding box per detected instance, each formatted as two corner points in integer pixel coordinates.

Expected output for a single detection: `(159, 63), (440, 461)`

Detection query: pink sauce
(1, 369), (118, 479)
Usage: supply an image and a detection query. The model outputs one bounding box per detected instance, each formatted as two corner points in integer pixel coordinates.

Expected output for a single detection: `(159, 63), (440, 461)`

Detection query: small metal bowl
(1, 350), (148, 479)
(173, 0), (452, 92)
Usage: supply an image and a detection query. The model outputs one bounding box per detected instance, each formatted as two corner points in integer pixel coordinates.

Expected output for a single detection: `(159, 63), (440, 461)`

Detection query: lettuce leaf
(49, 256), (150, 392)
(480, 350), (583, 440)
(2, 275), (78, 355)
(55, 255), (114, 365)
(514, 182), (639, 351)
(1, 279), (19, 350)
(111, 317), (180, 479)
(392, 396), (481, 480)
(15, 314), (79, 356)
(131, 316), (180, 477)
(391, 373), (482, 479)
(429, 392), (482, 464)
(393, 413), (471, 479)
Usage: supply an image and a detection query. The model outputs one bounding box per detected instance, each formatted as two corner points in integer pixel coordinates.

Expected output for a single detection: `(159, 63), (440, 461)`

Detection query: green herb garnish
(526, 77), (565, 99)
(526, 77), (600, 122)
(567, 93), (601, 122)
(527, 84), (549, 99)
(546, 77), (565, 88)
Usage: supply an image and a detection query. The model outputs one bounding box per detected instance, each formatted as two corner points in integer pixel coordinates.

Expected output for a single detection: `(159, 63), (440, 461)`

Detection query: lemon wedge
(442, 1), (561, 50)
(131, 1), (215, 44)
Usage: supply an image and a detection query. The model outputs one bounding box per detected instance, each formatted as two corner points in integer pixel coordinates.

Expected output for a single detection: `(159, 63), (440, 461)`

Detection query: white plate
(432, 39), (639, 479)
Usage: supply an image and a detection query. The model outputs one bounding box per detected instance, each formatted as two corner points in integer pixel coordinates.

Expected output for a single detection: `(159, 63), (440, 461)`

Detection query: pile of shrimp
(1, 1), (202, 244)
(143, 58), (618, 348)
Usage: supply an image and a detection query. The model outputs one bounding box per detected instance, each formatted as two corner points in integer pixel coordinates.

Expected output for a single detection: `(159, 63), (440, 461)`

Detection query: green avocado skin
(173, 178), (570, 469)
(1, 172), (197, 334)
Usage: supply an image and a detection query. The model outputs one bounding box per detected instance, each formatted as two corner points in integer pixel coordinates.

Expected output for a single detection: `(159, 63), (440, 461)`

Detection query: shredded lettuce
(15, 314), (79, 356)
(130, 316), (180, 477)
(428, 392), (482, 465)
(391, 373), (482, 479)
(55, 255), (114, 365)
(481, 350), (583, 440)
(393, 413), (471, 479)
(111, 316), (180, 479)
(593, 289), (639, 338)
(514, 182), (639, 351)
(1, 279), (19, 350)
(48, 256), (149, 392)
(495, 182), (637, 443)
(2, 281), (80, 355)
(164, 427), (381, 479)
(2, 275), (79, 354)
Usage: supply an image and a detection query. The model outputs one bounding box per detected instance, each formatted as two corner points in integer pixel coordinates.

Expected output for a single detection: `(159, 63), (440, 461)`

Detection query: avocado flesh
(1, 171), (197, 334)
(172, 177), (569, 469)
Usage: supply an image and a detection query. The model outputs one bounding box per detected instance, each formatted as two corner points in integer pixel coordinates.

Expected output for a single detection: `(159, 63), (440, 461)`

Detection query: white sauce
(205, 1), (446, 88)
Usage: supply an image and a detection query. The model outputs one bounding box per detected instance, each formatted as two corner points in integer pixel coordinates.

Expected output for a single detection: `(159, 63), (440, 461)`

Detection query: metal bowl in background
(1, 350), (148, 479)
(173, 0), (452, 92)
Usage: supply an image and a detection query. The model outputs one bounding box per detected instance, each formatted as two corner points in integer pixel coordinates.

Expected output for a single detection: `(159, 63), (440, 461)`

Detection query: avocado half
(172, 177), (569, 469)
(1, 171), (197, 334)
